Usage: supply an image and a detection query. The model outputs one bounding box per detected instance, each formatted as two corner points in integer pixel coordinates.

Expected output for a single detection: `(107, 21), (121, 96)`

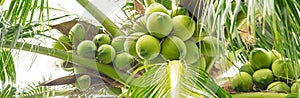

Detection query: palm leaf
(0, 49), (16, 85)
(129, 61), (230, 98)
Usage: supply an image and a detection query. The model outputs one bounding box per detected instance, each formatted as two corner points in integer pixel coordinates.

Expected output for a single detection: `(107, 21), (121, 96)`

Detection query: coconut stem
(144, 0), (155, 7)
(3, 41), (129, 84)
(76, 0), (125, 37)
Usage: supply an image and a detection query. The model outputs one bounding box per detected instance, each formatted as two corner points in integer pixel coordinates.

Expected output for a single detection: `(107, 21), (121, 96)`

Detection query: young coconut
(249, 48), (271, 69)
(75, 75), (91, 91)
(124, 33), (146, 57)
(291, 80), (300, 93)
(161, 36), (187, 60)
(252, 69), (274, 89)
(267, 81), (290, 93)
(111, 36), (126, 53)
(113, 52), (135, 70)
(183, 39), (199, 65)
(136, 35), (161, 60)
(97, 44), (116, 64)
(69, 23), (87, 46)
(92, 34), (111, 47)
(77, 40), (97, 58)
(145, 2), (170, 18)
(199, 36), (224, 56)
(230, 72), (253, 92)
(272, 58), (296, 79)
(172, 15), (196, 41)
(146, 12), (173, 39)
(240, 62), (256, 75)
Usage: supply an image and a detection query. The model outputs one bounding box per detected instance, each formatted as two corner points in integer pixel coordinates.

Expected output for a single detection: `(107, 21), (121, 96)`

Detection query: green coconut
(146, 12), (173, 39)
(69, 23), (87, 46)
(113, 52), (135, 70)
(183, 39), (199, 65)
(199, 36), (224, 56)
(252, 69), (274, 89)
(240, 62), (255, 75)
(76, 40), (97, 58)
(111, 36), (126, 53)
(267, 81), (290, 93)
(145, 2), (170, 18)
(230, 72), (253, 92)
(136, 35), (161, 60)
(97, 44), (116, 64)
(291, 80), (300, 93)
(272, 58), (296, 79)
(172, 15), (196, 41)
(161, 36), (187, 60)
(124, 32), (146, 57)
(92, 34), (111, 47)
(75, 75), (91, 91)
(249, 48), (271, 69)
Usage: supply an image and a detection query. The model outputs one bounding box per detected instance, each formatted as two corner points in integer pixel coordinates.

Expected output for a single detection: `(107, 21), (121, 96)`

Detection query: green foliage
(0, 49), (16, 84)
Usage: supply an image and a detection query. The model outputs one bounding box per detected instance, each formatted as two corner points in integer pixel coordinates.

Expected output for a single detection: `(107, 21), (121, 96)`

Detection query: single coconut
(272, 58), (296, 79)
(69, 23), (87, 46)
(111, 36), (126, 53)
(136, 35), (161, 60)
(75, 75), (91, 91)
(161, 36), (187, 60)
(252, 69), (274, 89)
(172, 15), (196, 41)
(124, 32), (146, 57)
(267, 81), (290, 93)
(199, 36), (224, 56)
(146, 12), (173, 39)
(240, 62), (255, 75)
(249, 48), (271, 69)
(183, 39), (199, 65)
(230, 72), (253, 92)
(113, 52), (135, 70)
(97, 44), (116, 64)
(92, 34), (111, 47)
(145, 2), (170, 18)
(76, 40), (97, 58)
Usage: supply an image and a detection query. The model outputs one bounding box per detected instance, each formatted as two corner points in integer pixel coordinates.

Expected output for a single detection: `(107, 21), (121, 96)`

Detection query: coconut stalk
(76, 0), (125, 37)
(2, 41), (130, 84)
(231, 92), (297, 98)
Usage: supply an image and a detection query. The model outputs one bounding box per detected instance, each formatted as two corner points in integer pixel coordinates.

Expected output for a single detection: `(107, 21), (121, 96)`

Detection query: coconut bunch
(230, 48), (300, 94)
(50, 2), (224, 92)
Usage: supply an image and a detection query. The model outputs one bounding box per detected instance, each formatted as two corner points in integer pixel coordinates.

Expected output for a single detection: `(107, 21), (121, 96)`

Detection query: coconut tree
(0, 0), (299, 97)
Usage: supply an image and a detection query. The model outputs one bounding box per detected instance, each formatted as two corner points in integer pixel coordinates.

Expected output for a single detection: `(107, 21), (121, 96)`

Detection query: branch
(76, 0), (125, 37)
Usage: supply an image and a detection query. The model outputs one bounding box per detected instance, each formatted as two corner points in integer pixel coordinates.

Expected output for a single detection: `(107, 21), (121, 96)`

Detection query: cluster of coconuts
(123, 2), (224, 69)
(231, 48), (300, 94)
(51, 2), (224, 91)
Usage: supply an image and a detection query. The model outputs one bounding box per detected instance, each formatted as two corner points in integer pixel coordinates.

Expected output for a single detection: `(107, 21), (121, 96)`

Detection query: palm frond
(129, 61), (230, 98)
(0, 84), (16, 98)
(0, 49), (16, 85)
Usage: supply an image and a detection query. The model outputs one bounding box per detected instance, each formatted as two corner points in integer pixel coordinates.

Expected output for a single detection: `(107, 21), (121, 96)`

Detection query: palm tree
(0, 0), (299, 97)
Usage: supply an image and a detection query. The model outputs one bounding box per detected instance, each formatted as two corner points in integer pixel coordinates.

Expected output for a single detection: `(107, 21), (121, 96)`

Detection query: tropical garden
(0, 0), (299, 97)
